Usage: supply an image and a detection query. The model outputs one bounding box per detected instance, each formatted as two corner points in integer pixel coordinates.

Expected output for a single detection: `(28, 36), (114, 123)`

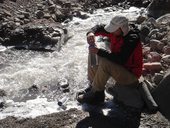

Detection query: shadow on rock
(76, 113), (125, 128)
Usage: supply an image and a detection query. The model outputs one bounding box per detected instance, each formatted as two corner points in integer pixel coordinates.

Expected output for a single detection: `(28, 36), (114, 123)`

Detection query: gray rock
(58, 78), (69, 89)
(3, 10), (12, 17)
(152, 69), (170, 120)
(46, 0), (54, 6)
(140, 25), (150, 44)
(43, 13), (51, 19)
(152, 73), (164, 85)
(0, 37), (4, 44)
(148, 29), (159, 37)
(163, 46), (170, 55)
(147, 0), (170, 19)
(157, 41), (165, 52)
(0, 0), (4, 3)
(162, 55), (170, 63)
(36, 10), (44, 19)
(48, 5), (56, 13)
(50, 37), (59, 46)
(51, 32), (61, 37)
(37, 4), (44, 10)
(149, 39), (161, 51)
(0, 89), (6, 97)
(156, 13), (170, 24)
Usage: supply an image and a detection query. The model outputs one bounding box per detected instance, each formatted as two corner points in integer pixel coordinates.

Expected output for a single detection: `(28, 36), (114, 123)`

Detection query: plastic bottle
(89, 44), (99, 67)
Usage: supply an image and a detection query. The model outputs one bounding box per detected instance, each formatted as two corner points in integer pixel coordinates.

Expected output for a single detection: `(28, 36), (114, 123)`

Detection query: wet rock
(28, 84), (39, 94)
(0, 102), (4, 108)
(58, 78), (69, 89)
(136, 15), (147, 24)
(0, 89), (6, 97)
(0, 90), (6, 109)
(51, 31), (61, 37)
(50, 37), (59, 46)
(62, 88), (70, 93)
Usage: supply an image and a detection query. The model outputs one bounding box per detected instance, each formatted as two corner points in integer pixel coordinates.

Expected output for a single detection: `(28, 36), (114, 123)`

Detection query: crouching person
(77, 15), (144, 128)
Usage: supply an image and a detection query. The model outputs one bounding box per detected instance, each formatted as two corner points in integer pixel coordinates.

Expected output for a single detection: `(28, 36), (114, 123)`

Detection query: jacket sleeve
(97, 33), (140, 64)
(87, 24), (110, 36)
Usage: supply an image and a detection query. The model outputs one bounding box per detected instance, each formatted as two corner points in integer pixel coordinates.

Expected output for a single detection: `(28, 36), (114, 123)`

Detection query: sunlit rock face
(147, 0), (170, 19)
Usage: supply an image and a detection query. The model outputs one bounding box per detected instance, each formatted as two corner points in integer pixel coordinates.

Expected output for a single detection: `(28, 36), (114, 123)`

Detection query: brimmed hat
(104, 15), (129, 36)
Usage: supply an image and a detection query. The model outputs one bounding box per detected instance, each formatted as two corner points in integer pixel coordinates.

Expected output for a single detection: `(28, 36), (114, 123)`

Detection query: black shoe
(76, 89), (105, 105)
(76, 86), (92, 96)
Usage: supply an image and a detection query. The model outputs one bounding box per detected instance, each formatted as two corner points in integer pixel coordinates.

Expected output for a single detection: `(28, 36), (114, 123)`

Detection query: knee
(99, 57), (109, 67)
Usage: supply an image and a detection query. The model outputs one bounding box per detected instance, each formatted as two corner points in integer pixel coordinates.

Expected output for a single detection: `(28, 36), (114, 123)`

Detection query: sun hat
(104, 15), (129, 36)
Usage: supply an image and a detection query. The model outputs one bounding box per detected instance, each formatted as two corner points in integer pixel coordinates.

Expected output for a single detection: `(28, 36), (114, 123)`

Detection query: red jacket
(88, 24), (143, 78)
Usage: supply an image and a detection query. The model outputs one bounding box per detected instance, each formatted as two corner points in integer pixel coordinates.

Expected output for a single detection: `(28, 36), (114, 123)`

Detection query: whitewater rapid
(0, 7), (144, 119)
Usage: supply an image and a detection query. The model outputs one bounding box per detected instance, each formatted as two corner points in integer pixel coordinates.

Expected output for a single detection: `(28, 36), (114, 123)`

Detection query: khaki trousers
(88, 56), (144, 108)
(88, 57), (138, 91)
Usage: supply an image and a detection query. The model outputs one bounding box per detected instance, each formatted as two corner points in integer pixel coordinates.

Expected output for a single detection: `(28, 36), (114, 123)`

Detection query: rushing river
(0, 7), (144, 119)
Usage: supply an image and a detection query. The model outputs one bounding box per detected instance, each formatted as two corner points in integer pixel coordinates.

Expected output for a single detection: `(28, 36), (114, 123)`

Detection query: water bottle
(57, 96), (68, 110)
(89, 44), (99, 67)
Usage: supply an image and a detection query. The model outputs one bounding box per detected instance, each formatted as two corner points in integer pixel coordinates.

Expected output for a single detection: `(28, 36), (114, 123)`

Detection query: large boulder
(152, 69), (170, 120)
(147, 0), (170, 19)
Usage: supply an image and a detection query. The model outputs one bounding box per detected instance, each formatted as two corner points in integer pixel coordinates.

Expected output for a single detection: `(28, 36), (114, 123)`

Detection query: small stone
(63, 88), (70, 93)
(0, 37), (4, 44)
(0, 101), (5, 108)
(36, 10), (44, 19)
(136, 16), (146, 24)
(162, 55), (170, 63)
(143, 46), (150, 56)
(148, 29), (159, 37)
(58, 78), (69, 89)
(150, 39), (161, 51)
(149, 52), (162, 62)
(157, 42), (165, 52)
(153, 73), (164, 85)
(163, 46), (170, 55)
(0, 89), (6, 97)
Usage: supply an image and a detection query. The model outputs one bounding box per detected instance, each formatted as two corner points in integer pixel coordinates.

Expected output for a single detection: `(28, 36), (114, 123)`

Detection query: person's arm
(97, 33), (140, 64)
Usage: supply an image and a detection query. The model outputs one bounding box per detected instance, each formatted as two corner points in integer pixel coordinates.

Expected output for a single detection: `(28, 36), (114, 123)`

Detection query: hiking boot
(76, 89), (105, 105)
(76, 86), (92, 96)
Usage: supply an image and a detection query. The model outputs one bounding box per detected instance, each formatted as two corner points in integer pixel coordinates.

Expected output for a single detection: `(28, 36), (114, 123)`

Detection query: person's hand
(87, 32), (95, 45)
(89, 46), (99, 54)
